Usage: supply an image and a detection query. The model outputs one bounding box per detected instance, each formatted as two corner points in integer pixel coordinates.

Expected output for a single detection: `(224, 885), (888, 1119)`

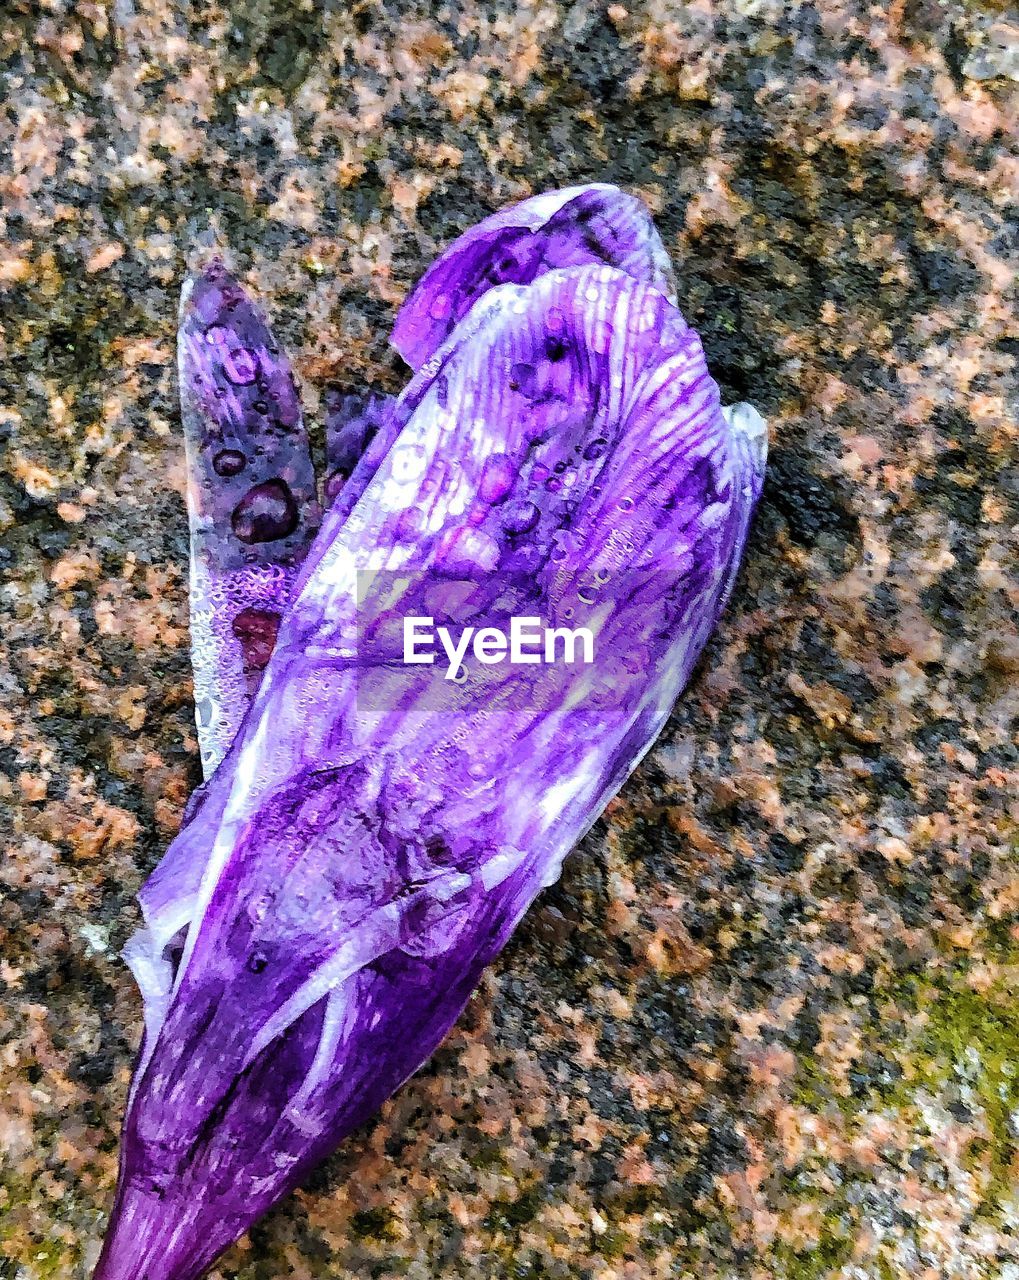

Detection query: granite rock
(0, 2), (1017, 1278)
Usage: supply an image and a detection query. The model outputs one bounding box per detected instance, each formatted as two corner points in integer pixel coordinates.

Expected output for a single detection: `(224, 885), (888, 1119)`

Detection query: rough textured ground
(1, 1), (1017, 1278)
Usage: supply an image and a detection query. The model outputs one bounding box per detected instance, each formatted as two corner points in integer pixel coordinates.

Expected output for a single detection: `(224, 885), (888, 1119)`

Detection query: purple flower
(94, 185), (767, 1280)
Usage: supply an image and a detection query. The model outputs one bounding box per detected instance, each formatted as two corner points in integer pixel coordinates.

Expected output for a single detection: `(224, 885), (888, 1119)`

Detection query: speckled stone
(0, 2), (1017, 1279)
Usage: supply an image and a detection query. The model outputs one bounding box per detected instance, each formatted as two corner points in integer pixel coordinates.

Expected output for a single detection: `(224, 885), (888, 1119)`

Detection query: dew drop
(213, 448), (246, 477)
(249, 892), (273, 925)
(618, 496), (635, 512)
(436, 526), (501, 575)
(583, 437), (608, 462)
(479, 453), (516, 504)
(232, 606), (281, 673)
(231, 479), (298, 543)
(509, 362), (538, 396)
(247, 950), (269, 974)
(324, 469), (347, 503)
(396, 508), (424, 541)
(223, 346), (258, 385)
(503, 501), (539, 535)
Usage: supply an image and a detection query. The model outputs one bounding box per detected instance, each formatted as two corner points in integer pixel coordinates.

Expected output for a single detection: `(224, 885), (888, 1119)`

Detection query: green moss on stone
(351, 1206), (400, 1242)
(772, 1227), (854, 1280)
(484, 1184), (544, 1233)
(912, 978), (1019, 1206)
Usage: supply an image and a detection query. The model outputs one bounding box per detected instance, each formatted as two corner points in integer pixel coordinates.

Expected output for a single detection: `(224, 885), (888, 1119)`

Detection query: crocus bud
(95, 192), (766, 1280)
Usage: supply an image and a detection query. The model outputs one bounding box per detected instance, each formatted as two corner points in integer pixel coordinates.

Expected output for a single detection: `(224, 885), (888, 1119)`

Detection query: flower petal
(390, 183), (677, 370)
(178, 261), (321, 777)
(97, 264), (764, 1280)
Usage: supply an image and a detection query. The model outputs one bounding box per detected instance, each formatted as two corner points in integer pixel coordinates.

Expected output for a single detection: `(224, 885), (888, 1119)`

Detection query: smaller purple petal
(178, 261), (321, 775)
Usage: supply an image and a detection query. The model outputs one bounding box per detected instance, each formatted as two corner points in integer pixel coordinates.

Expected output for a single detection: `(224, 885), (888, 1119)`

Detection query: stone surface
(0, 2), (1016, 1279)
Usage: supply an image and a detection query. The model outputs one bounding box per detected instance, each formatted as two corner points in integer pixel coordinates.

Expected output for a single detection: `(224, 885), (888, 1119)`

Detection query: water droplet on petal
(324, 470), (347, 503)
(583, 437), (608, 462)
(429, 293), (452, 320)
(509, 362), (538, 396)
(231, 606), (281, 674)
(436, 527), (501, 575)
(503, 501), (539, 535)
(213, 449), (246, 477)
(396, 508), (423, 541)
(231, 479), (298, 543)
(479, 453), (516, 504)
(223, 346), (259, 385)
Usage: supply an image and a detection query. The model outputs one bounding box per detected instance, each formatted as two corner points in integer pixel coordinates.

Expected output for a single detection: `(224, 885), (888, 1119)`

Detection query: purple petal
(178, 261), (321, 777)
(96, 263), (765, 1280)
(390, 183), (677, 370)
